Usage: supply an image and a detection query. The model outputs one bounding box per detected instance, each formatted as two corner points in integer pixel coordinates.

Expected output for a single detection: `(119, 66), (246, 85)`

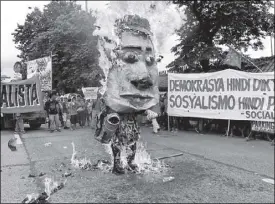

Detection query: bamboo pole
(226, 44), (263, 72)
(271, 36), (274, 56)
(50, 51), (53, 91)
(168, 115), (170, 132)
(85, 0), (88, 12)
(227, 119), (230, 138)
(153, 153), (184, 161)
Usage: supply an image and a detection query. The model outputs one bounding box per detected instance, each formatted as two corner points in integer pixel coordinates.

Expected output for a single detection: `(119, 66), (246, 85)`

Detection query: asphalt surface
(1, 125), (274, 203)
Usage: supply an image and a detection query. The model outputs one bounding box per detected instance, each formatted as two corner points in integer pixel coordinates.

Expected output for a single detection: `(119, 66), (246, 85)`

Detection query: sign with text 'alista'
(1, 76), (44, 113)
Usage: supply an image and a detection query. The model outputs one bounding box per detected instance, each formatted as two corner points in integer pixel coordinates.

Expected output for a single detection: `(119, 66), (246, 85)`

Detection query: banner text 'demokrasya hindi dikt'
(168, 69), (274, 122)
(1, 76), (44, 113)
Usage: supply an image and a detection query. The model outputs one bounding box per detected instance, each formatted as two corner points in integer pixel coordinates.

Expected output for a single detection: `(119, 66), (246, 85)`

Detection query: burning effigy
(69, 2), (183, 175)
(93, 14), (161, 175)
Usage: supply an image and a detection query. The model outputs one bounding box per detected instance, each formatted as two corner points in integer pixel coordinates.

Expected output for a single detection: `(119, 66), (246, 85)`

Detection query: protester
(76, 95), (82, 127)
(14, 113), (25, 134)
(68, 97), (78, 130)
(170, 117), (179, 132)
(91, 93), (102, 129)
(158, 95), (165, 128)
(77, 98), (86, 127)
(62, 97), (69, 129)
(44, 92), (61, 133)
(86, 99), (93, 127)
(44, 95), (51, 131)
(162, 93), (168, 130)
(56, 96), (64, 127)
(145, 109), (160, 134)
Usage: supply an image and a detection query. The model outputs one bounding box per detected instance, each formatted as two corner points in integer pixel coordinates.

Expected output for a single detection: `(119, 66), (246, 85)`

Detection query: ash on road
(1, 126), (274, 203)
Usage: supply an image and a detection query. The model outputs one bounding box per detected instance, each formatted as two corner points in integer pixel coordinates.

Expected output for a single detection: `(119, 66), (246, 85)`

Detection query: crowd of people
(11, 90), (273, 145)
(44, 92), (97, 133)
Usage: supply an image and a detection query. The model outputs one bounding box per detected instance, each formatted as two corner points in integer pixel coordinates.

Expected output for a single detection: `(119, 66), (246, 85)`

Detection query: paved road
(1, 125), (274, 203)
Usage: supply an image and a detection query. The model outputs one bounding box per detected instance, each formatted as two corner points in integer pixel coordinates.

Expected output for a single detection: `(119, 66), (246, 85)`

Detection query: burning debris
(162, 176), (175, 182)
(22, 178), (66, 203)
(21, 193), (47, 204)
(62, 172), (72, 178)
(71, 142), (93, 170)
(133, 142), (168, 174)
(39, 173), (46, 177)
(70, 141), (168, 174)
(44, 142), (52, 147)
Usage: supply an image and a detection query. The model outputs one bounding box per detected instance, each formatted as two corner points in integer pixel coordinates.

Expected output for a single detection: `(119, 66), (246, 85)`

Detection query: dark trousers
(77, 111), (86, 127)
(170, 116), (179, 130)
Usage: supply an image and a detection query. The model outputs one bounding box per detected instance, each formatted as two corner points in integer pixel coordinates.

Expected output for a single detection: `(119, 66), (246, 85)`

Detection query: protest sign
(251, 121), (275, 134)
(82, 87), (98, 100)
(26, 56), (52, 91)
(168, 69), (274, 122)
(1, 76), (44, 113)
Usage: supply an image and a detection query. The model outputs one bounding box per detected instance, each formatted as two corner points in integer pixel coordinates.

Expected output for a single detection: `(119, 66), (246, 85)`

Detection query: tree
(12, 1), (101, 93)
(169, 0), (274, 72)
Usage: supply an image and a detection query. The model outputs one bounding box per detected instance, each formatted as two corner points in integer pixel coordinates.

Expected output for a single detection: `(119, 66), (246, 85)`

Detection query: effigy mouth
(120, 94), (153, 99)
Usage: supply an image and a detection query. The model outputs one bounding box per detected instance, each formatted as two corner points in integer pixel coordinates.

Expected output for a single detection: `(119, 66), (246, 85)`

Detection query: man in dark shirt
(45, 92), (61, 133)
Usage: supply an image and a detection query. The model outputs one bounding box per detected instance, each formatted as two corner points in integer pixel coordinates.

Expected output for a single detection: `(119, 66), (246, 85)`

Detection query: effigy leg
(127, 142), (138, 171)
(111, 142), (125, 174)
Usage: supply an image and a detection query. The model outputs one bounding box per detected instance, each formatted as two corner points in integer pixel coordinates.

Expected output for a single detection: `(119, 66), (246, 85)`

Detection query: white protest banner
(251, 121), (275, 134)
(26, 56), (52, 91)
(82, 87), (98, 100)
(168, 69), (274, 122)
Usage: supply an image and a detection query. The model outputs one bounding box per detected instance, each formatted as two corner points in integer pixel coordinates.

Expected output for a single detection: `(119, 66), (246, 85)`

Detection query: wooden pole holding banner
(227, 119), (230, 138)
(226, 44), (263, 73)
(168, 115), (170, 132)
(85, 0), (88, 12)
(50, 51), (53, 92)
(271, 36), (274, 56)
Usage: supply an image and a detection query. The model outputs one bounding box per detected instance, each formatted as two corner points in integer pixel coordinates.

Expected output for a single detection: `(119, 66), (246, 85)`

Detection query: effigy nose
(131, 77), (153, 90)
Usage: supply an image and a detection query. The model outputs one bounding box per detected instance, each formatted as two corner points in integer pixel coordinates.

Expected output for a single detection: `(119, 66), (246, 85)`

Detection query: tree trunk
(200, 59), (210, 73)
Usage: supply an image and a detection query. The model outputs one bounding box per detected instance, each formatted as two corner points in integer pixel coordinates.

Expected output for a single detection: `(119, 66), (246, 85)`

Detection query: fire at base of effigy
(70, 141), (169, 175)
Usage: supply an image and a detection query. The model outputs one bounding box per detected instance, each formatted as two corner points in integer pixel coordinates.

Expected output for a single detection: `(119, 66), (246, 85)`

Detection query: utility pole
(85, 0), (88, 12)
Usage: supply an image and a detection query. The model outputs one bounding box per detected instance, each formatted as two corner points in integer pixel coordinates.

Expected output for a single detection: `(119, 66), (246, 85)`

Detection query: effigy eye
(145, 56), (155, 66)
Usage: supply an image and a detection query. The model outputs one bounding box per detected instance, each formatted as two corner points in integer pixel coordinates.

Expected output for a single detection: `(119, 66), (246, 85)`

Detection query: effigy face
(104, 30), (159, 113)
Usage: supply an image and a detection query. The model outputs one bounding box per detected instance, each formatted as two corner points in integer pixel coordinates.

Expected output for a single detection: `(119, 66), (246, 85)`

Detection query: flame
(44, 177), (58, 198)
(102, 141), (167, 174)
(71, 142), (92, 170)
(93, 1), (185, 90)
(133, 142), (167, 174)
(23, 193), (39, 203)
(71, 141), (167, 174)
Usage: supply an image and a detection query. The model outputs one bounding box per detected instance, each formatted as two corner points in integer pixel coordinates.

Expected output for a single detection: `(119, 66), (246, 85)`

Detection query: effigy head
(102, 15), (159, 113)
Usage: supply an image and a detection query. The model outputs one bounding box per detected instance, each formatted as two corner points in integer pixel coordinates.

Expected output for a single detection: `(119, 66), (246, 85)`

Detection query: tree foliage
(12, 1), (101, 93)
(169, 0), (274, 72)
